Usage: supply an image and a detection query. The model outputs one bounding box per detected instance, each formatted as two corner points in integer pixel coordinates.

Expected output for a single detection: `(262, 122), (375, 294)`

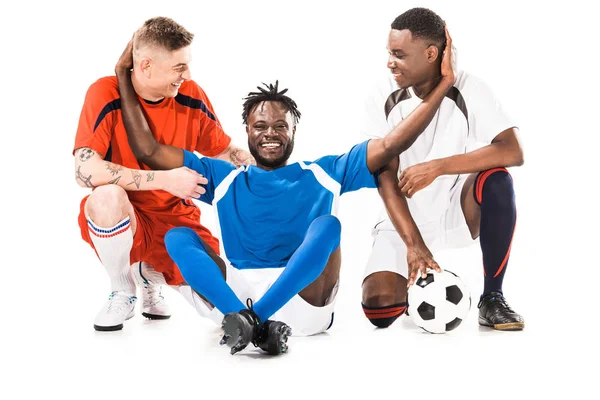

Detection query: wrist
(153, 170), (169, 191)
(430, 159), (445, 177)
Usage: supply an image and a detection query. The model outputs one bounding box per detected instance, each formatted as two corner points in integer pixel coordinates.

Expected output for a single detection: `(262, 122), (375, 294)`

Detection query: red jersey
(73, 76), (232, 214)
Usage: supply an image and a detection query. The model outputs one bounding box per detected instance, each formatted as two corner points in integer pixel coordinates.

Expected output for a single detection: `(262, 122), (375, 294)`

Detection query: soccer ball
(407, 269), (471, 334)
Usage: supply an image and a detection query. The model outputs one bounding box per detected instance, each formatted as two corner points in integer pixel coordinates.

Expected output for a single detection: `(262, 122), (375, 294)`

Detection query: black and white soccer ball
(407, 270), (471, 334)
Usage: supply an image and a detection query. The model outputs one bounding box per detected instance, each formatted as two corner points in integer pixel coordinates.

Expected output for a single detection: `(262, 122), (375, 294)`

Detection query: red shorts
(78, 195), (220, 286)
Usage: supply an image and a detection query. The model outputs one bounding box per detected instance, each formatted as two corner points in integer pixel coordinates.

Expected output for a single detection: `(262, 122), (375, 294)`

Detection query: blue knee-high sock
(253, 215), (342, 322)
(475, 168), (517, 296)
(165, 227), (246, 315)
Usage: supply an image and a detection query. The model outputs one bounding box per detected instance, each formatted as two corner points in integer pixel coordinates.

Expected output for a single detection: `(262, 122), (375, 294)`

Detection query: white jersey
(361, 70), (517, 230)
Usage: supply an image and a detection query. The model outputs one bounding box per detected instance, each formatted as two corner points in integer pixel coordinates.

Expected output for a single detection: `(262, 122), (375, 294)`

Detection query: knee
(362, 273), (408, 328)
(165, 227), (197, 258)
(313, 215), (342, 241)
(475, 168), (514, 206)
(85, 185), (130, 224)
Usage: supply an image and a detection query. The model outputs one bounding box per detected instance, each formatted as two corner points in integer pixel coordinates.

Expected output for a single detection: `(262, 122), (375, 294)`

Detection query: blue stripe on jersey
(182, 140), (377, 270)
(175, 94), (217, 122)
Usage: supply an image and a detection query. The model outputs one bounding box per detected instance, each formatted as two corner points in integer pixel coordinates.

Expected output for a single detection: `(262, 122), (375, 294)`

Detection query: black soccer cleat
(255, 320), (292, 355)
(220, 304), (292, 356)
(220, 309), (261, 355)
(478, 292), (524, 331)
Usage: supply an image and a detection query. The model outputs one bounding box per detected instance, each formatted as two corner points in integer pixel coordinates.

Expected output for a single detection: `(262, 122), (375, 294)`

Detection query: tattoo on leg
(78, 148), (96, 162)
(146, 172), (155, 182)
(76, 166), (96, 188)
(127, 170), (142, 189)
(105, 162), (123, 176)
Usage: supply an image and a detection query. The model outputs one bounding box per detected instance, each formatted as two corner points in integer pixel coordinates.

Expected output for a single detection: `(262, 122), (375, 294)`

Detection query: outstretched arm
(365, 25), (456, 173)
(115, 40), (184, 170)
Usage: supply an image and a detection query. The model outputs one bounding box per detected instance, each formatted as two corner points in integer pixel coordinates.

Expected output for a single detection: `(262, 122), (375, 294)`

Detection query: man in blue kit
(114, 28), (455, 355)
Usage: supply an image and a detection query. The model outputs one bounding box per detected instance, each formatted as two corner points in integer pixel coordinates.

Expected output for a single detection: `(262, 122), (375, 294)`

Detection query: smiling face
(134, 45), (192, 101)
(387, 29), (439, 90)
(246, 101), (296, 170)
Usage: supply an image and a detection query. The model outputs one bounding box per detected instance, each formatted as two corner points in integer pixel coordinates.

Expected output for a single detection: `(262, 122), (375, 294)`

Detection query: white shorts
(363, 175), (476, 280)
(175, 262), (337, 337)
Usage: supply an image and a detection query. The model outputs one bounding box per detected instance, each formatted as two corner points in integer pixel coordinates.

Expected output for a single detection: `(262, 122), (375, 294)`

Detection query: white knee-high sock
(87, 216), (136, 294)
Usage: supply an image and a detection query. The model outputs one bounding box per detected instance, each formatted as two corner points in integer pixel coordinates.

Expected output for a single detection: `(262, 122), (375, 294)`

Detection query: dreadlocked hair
(242, 81), (302, 125)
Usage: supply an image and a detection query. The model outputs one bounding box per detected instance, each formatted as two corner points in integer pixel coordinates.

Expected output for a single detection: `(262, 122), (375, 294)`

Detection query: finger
(407, 269), (416, 287)
(400, 181), (411, 195)
(430, 259), (442, 273)
(420, 263), (428, 279)
(195, 186), (206, 195)
(197, 175), (208, 185)
(444, 24), (452, 47)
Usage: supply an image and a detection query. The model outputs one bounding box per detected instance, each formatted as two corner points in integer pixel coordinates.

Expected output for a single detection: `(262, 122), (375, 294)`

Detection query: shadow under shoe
(478, 292), (524, 331)
(220, 308), (291, 356)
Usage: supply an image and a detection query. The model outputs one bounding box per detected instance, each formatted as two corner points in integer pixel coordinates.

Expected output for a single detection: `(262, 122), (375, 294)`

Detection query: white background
(1, 0), (598, 399)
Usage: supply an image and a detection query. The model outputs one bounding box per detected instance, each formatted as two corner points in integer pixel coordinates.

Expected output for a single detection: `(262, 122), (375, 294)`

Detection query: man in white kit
(360, 8), (525, 331)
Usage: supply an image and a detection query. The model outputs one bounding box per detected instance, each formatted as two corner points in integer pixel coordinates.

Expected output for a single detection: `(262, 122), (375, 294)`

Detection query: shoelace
(107, 291), (136, 314)
(482, 293), (515, 313)
(143, 283), (164, 305)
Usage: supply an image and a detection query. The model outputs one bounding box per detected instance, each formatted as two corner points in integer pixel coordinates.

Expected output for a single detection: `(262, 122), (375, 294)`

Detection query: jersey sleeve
(314, 140), (379, 194)
(73, 78), (120, 158)
(191, 84), (232, 157)
(469, 78), (517, 144)
(183, 150), (236, 204)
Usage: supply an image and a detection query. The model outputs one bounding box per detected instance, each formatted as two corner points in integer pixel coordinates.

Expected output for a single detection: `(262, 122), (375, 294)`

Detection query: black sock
(475, 168), (517, 296)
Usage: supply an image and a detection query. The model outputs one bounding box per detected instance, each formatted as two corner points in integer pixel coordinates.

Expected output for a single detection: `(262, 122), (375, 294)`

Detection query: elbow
(512, 147), (525, 167)
(133, 146), (158, 165)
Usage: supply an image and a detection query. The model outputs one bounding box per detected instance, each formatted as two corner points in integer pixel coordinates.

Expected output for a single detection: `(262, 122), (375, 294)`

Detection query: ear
(245, 125), (249, 135)
(140, 58), (152, 78)
(292, 125), (296, 137)
(425, 45), (439, 64)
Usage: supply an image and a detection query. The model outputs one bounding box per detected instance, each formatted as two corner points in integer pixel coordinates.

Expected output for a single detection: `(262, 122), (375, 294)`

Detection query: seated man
(115, 27), (455, 355)
(361, 8), (525, 331)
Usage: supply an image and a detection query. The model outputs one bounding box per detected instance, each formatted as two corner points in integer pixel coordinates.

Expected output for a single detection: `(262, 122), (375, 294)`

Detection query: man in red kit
(73, 17), (254, 331)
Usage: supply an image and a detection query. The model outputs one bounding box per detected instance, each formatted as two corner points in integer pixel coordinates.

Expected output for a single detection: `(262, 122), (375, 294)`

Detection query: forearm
(116, 69), (184, 170)
(366, 78), (454, 172)
(434, 136), (524, 176)
(379, 159), (425, 247)
(215, 144), (255, 167)
(74, 148), (167, 191)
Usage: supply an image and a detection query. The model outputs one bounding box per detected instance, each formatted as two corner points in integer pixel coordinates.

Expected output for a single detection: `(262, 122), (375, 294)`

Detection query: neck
(412, 69), (444, 99)
(131, 71), (164, 102)
(257, 160), (287, 171)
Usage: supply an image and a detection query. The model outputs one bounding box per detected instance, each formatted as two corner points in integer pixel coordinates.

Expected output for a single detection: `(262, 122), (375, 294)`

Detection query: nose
(181, 68), (191, 81)
(387, 54), (396, 69)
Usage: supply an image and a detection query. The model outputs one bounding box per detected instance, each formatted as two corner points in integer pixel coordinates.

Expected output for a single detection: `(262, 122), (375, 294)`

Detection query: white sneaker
(94, 291), (137, 331)
(131, 262), (171, 320)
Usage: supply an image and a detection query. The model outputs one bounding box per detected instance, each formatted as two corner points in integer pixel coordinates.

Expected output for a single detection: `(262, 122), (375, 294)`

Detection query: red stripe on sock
(476, 167), (509, 204)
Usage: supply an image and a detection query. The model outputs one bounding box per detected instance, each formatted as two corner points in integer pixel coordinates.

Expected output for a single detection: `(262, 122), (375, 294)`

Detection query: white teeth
(261, 143), (281, 148)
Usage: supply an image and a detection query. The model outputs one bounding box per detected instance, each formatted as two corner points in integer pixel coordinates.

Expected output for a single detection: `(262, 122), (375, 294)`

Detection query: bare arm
(366, 77), (454, 173)
(116, 68), (184, 170)
(73, 147), (207, 199)
(379, 157), (424, 247)
(214, 144), (256, 167)
(433, 128), (523, 175)
(379, 156), (442, 285)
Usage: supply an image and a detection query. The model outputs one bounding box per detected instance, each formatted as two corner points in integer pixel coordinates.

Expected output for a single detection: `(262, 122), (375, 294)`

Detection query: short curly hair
(391, 8), (445, 52)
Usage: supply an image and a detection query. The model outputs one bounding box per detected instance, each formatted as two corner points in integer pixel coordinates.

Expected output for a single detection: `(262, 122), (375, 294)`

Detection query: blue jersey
(183, 140), (378, 270)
